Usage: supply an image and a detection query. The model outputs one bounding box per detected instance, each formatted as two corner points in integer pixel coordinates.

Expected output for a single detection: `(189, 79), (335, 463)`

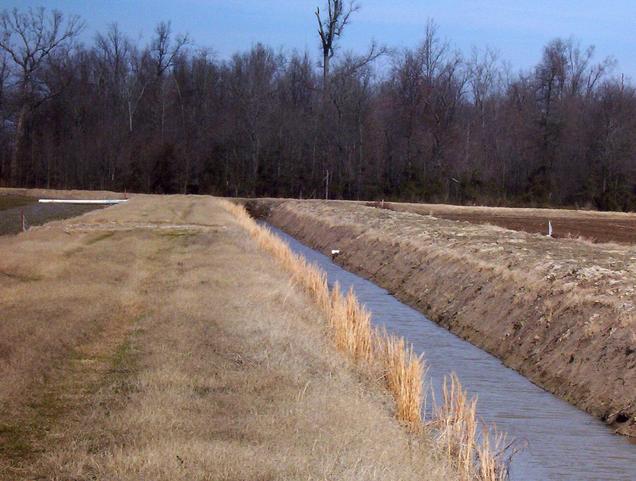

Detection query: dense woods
(1, 5), (636, 210)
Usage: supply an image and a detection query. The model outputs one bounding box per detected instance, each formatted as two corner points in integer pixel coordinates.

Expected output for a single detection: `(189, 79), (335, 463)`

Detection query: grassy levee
(2, 194), (466, 480)
(224, 201), (509, 480)
(260, 200), (636, 437)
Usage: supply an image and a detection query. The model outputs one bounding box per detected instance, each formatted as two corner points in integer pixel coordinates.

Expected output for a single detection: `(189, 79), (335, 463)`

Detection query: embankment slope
(260, 200), (636, 436)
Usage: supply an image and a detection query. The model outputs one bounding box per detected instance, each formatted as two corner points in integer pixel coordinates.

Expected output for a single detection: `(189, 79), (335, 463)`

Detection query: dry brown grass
(376, 333), (424, 429)
(223, 200), (508, 480)
(224, 201), (417, 425)
(430, 375), (510, 481)
(435, 374), (478, 477)
(0, 224), (146, 414)
(0, 200), (166, 475)
(2, 194), (460, 481)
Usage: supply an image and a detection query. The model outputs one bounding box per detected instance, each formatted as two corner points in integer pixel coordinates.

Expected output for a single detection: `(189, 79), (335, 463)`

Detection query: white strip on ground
(38, 199), (128, 205)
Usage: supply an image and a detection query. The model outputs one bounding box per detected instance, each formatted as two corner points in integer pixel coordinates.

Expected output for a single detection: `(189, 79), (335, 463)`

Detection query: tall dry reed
(377, 332), (424, 430)
(222, 200), (509, 481)
(477, 428), (510, 481)
(434, 374), (478, 478)
(430, 374), (511, 481)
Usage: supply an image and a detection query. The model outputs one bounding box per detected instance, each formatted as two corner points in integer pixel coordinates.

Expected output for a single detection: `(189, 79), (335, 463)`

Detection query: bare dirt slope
(261, 200), (636, 437)
(0, 195), (454, 480)
(374, 201), (636, 244)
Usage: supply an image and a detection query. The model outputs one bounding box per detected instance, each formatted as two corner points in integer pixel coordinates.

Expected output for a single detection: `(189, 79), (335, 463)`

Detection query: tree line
(1, 3), (635, 210)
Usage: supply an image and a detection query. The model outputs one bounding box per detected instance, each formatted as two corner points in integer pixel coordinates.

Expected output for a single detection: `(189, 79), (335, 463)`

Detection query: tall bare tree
(315, 0), (358, 97)
(150, 22), (189, 141)
(0, 7), (83, 185)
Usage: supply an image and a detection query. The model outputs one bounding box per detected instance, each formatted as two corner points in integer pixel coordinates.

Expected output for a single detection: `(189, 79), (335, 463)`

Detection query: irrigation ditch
(224, 201), (509, 481)
(241, 198), (636, 481)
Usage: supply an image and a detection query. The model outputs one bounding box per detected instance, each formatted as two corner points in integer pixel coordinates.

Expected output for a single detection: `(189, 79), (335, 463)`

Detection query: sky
(3, 0), (636, 79)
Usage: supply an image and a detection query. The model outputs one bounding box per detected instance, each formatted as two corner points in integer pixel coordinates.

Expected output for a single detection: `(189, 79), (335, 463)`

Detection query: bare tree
(0, 7), (83, 185)
(150, 21), (189, 78)
(150, 22), (189, 141)
(468, 47), (500, 121)
(96, 23), (131, 91)
(120, 22), (188, 135)
(315, 0), (359, 97)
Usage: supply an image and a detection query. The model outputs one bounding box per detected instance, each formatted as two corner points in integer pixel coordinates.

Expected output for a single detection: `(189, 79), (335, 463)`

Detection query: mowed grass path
(0, 196), (455, 480)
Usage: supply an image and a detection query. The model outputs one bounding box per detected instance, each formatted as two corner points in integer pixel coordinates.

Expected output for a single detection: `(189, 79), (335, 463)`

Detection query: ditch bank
(247, 199), (636, 437)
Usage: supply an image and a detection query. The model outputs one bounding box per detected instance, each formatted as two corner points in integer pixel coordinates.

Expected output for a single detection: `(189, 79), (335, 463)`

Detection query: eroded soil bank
(252, 199), (636, 437)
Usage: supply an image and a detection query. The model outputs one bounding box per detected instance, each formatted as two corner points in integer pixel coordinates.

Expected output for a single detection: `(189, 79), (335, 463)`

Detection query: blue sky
(3, 0), (635, 79)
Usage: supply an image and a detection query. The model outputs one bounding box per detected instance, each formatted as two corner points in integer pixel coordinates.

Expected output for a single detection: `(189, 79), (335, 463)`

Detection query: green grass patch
(0, 319), (144, 468)
(0, 380), (66, 461)
(159, 229), (197, 238)
(107, 322), (144, 387)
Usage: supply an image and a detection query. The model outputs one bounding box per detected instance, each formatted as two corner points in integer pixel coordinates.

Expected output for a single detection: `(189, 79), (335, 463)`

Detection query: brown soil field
(0, 195), (456, 480)
(255, 199), (636, 437)
(370, 201), (636, 244)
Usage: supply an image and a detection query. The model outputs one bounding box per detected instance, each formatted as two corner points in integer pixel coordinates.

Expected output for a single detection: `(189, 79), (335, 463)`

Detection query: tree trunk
(128, 100), (134, 132)
(323, 53), (330, 101)
(357, 117), (364, 199)
(11, 105), (30, 186)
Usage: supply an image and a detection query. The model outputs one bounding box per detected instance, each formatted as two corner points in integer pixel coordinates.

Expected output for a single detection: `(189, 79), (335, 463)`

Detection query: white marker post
(20, 209), (27, 232)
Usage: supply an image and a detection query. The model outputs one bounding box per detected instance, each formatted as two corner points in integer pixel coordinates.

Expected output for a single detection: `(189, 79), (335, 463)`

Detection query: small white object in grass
(547, 221), (553, 237)
(331, 249), (340, 255)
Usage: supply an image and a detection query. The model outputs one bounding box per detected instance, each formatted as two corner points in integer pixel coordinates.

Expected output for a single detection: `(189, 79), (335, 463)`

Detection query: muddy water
(267, 224), (636, 481)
